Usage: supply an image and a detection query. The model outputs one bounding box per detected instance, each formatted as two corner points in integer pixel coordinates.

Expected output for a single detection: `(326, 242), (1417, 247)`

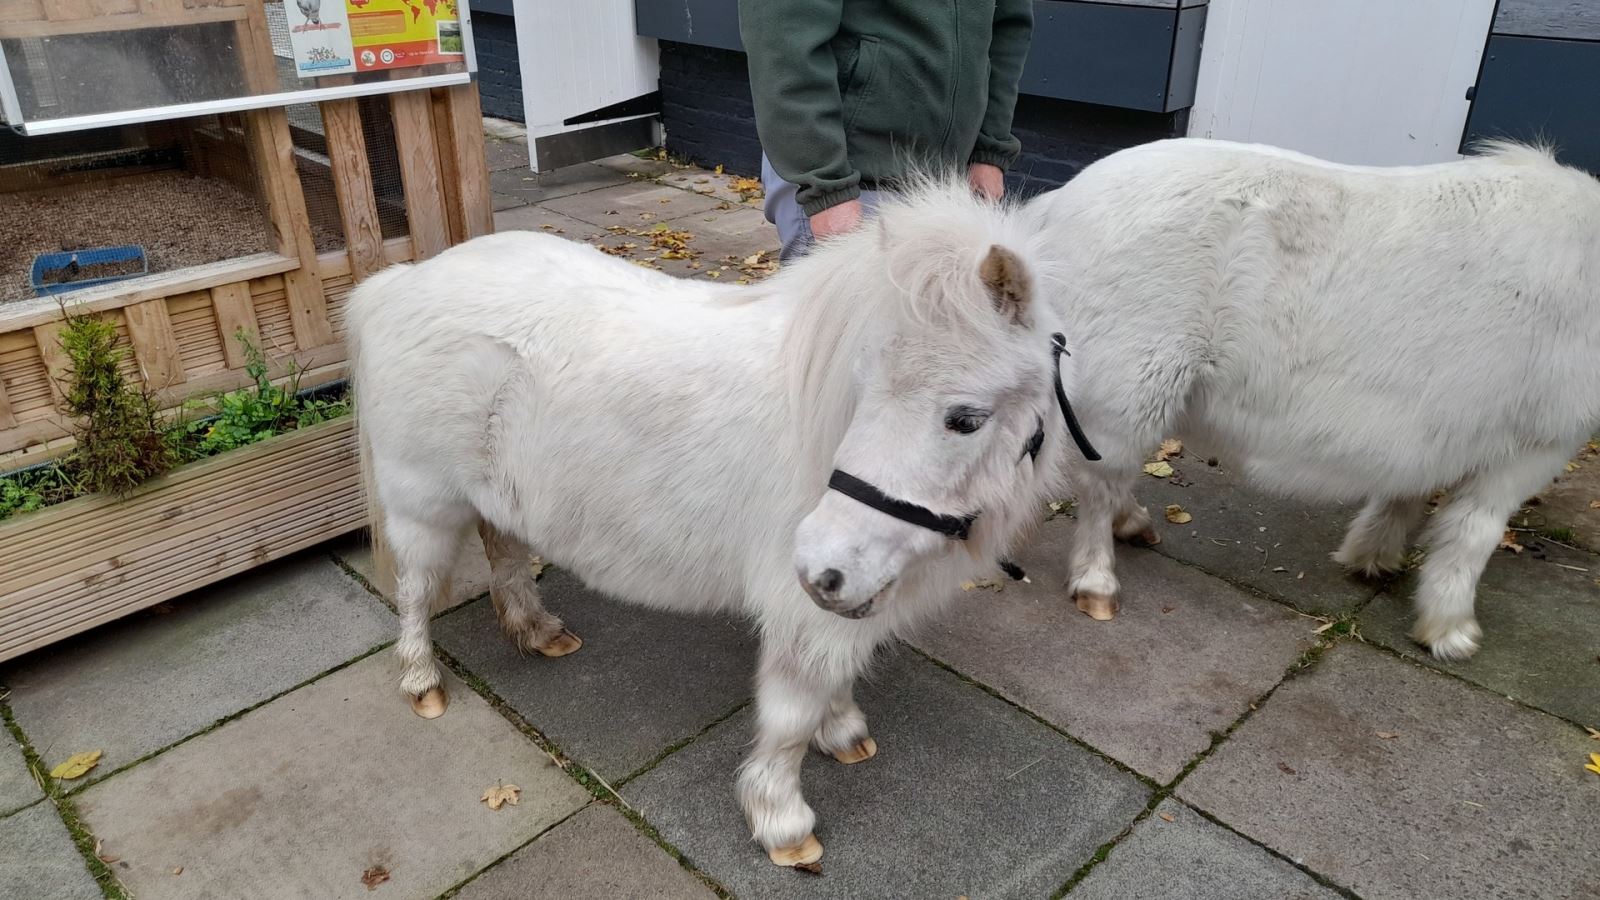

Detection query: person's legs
(761, 155), (814, 262)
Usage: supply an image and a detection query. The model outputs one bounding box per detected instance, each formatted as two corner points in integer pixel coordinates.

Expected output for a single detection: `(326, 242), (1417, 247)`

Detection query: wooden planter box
(0, 415), (363, 663)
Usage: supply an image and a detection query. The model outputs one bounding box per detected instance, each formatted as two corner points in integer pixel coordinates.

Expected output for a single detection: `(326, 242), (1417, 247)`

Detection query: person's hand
(809, 199), (865, 240)
(968, 162), (1005, 201)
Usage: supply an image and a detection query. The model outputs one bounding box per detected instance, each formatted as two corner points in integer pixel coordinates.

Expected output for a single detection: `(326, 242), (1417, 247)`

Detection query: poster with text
(286, 0), (358, 78)
(348, 0), (464, 72)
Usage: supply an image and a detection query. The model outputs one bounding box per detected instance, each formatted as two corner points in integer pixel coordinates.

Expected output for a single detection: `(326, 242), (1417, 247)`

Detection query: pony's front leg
(812, 685), (875, 764)
(737, 640), (850, 867)
(1068, 467), (1133, 620)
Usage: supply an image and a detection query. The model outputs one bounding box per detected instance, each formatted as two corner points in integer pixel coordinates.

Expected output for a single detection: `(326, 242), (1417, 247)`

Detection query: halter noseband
(827, 332), (1101, 542)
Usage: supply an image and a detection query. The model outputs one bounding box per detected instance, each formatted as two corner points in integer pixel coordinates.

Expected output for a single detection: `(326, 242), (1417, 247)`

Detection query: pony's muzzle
(797, 566), (893, 619)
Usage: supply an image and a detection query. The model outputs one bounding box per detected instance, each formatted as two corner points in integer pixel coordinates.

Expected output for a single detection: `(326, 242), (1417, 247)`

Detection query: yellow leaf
(49, 750), (102, 780)
(1143, 461), (1174, 478)
(481, 782), (521, 810)
(706, 270), (722, 279)
(1156, 439), (1183, 461)
(1164, 504), (1192, 525)
(1567, 462), (1582, 473)
(1586, 752), (1600, 776)
(714, 164), (724, 175)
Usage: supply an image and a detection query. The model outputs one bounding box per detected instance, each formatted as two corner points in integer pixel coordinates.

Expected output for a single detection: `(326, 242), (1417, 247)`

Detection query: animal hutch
(0, 0), (493, 660)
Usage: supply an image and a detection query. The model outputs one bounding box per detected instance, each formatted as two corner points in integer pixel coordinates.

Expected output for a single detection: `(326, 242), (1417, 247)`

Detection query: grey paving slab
(0, 802), (101, 900)
(1180, 642), (1600, 900)
(592, 152), (682, 179)
(433, 569), (757, 779)
(4, 554), (394, 776)
(656, 168), (759, 205)
(1530, 444), (1600, 552)
(540, 182), (724, 229)
(454, 805), (715, 900)
(1069, 799), (1340, 900)
(492, 205), (601, 239)
(681, 206), (780, 264)
(488, 163), (630, 209)
(916, 519), (1317, 782)
(332, 527), (492, 614)
(624, 651), (1151, 900)
(1134, 452), (1375, 614)
(0, 728), (41, 817)
(483, 138), (529, 172)
(75, 652), (588, 900)
(1361, 538), (1600, 728)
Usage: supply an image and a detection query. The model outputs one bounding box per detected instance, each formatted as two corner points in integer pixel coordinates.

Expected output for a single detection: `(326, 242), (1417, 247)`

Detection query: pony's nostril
(815, 568), (845, 593)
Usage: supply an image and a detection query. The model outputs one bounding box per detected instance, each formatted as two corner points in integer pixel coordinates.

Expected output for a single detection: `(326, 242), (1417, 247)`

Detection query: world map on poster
(287, 0), (462, 79)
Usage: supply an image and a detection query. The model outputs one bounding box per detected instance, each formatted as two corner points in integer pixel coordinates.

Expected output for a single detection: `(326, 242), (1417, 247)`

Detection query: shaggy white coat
(348, 183), (1075, 860)
(1030, 138), (1600, 658)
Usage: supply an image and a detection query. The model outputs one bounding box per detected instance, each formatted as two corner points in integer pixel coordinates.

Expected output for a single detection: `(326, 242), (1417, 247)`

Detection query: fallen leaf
(1156, 439), (1183, 461)
(1586, 727), (1600, 740)
(361, 866), (390, 891)
(1272, 566), (1287, 573)
(706, 270), (722, 279)
(1499, 531), (1524, 554)
(1589, 500), (1600, 509)
(94, 840), (120, 865)
(49, 750), (102, 780)
(961, 578), (1004, 593)
(794, 861), (823, 875)
(714, 164), (724, 175)
(481, 782), (522, 810)
(1586, 752), (1600, 777)
(1160, 606), (1175, 614)
(1158, 811), (1176, 822)
(1277, 761), (1297, 776)
(1143, 461), (1174, 478)
(529, 557), (547, 580)
(1375, 731), (1399, 740)
(1164, 504), (1192, 525)
(1567, 462), (1582, 473)
(172, 867), (183, 876)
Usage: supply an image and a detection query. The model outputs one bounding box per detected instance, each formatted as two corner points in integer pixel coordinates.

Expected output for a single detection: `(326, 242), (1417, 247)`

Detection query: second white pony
(1030, 138), (1600, 660)
(350, 183), (1077, 866)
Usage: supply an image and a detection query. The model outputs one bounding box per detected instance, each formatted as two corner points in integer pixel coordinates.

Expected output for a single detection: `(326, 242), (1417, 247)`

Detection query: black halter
(827, 332), (1101, 543)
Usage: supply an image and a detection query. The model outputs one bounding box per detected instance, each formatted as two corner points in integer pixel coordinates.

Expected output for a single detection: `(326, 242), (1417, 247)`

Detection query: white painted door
(1188, 0), (1497, 165)
(512, 0), (660, 171)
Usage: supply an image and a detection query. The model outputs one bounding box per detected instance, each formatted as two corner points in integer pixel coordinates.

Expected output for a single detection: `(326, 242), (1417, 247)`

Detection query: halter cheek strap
(1051, 333), (1102, 462)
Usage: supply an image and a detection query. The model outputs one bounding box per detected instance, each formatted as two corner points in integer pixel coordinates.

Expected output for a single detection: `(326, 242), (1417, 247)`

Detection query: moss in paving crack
(615, 698), (750, 788)
(1, 700), (128, 900)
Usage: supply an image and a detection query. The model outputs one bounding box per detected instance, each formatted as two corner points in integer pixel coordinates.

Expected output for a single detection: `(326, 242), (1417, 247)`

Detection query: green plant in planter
(58, 309), (177, 496)
(182, 331), (348, 459)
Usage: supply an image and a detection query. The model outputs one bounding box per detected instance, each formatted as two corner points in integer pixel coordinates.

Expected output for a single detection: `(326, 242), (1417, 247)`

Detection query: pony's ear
(978, 244), (1030, 324)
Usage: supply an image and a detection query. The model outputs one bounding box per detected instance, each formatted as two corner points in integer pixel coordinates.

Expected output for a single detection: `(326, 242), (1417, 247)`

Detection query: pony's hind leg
(1411, 451), (1567, 660)
(1068, 466), (1138, 620)
(812, 685), (875, 764)
(477, 521), (582, 657)
(387, 510), (468, 718)
(1333, 495), (1428, 577)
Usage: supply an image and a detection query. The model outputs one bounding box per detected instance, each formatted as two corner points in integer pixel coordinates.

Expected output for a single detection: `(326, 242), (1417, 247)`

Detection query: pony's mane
(772, 176), (1053, 480)
(1467, 137), (1560, 167)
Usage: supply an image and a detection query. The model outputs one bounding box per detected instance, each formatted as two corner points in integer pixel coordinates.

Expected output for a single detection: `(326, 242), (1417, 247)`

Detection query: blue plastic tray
(31, 245), (148, 297)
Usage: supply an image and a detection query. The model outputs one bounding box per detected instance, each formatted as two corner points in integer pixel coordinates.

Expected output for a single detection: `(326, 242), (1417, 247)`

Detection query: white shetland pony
(348, 183), (1076, 865)
(1030, 138), (1600, 660)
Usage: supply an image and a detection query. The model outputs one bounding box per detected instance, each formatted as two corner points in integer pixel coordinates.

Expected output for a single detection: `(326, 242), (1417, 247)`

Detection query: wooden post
(430, 84), (495, 244)
(122, 300), (185, 389)
(389, 91), (451, 260)
(245, 107), (335, 350)
(209, 282), (261, 368)
(31, 321), (70, 406)
(321, 99), (387, 281)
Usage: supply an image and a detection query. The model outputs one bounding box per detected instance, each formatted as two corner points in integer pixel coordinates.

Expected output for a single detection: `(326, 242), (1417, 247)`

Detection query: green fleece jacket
(739, 0), (1034, 216)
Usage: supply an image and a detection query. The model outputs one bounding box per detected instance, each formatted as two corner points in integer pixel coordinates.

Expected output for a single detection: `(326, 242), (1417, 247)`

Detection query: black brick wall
(657, 40), (1186, 196)
(473, 12), (525, 123)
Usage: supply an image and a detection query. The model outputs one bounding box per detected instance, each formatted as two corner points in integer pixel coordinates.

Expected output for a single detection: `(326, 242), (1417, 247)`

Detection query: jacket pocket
(843, 35), (881, 131)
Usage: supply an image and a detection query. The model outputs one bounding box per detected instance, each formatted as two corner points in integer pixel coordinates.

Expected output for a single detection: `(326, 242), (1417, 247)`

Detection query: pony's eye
(944, 406), (991, 434)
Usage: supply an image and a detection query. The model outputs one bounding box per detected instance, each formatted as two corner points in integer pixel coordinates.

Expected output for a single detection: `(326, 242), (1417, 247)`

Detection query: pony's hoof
(1076, 592), (1119, 621)
(535, 629), (583, 658)
(1127, 528), (1162, 547)
(831, 737), (877, 765)
(1414, 618), (1481, 661)
(768, 834), (823, 868)
(410, 687), (448, 719)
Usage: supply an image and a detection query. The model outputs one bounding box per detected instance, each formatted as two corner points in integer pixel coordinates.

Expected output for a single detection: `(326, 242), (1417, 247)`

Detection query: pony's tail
(348, 262), (411, 600)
